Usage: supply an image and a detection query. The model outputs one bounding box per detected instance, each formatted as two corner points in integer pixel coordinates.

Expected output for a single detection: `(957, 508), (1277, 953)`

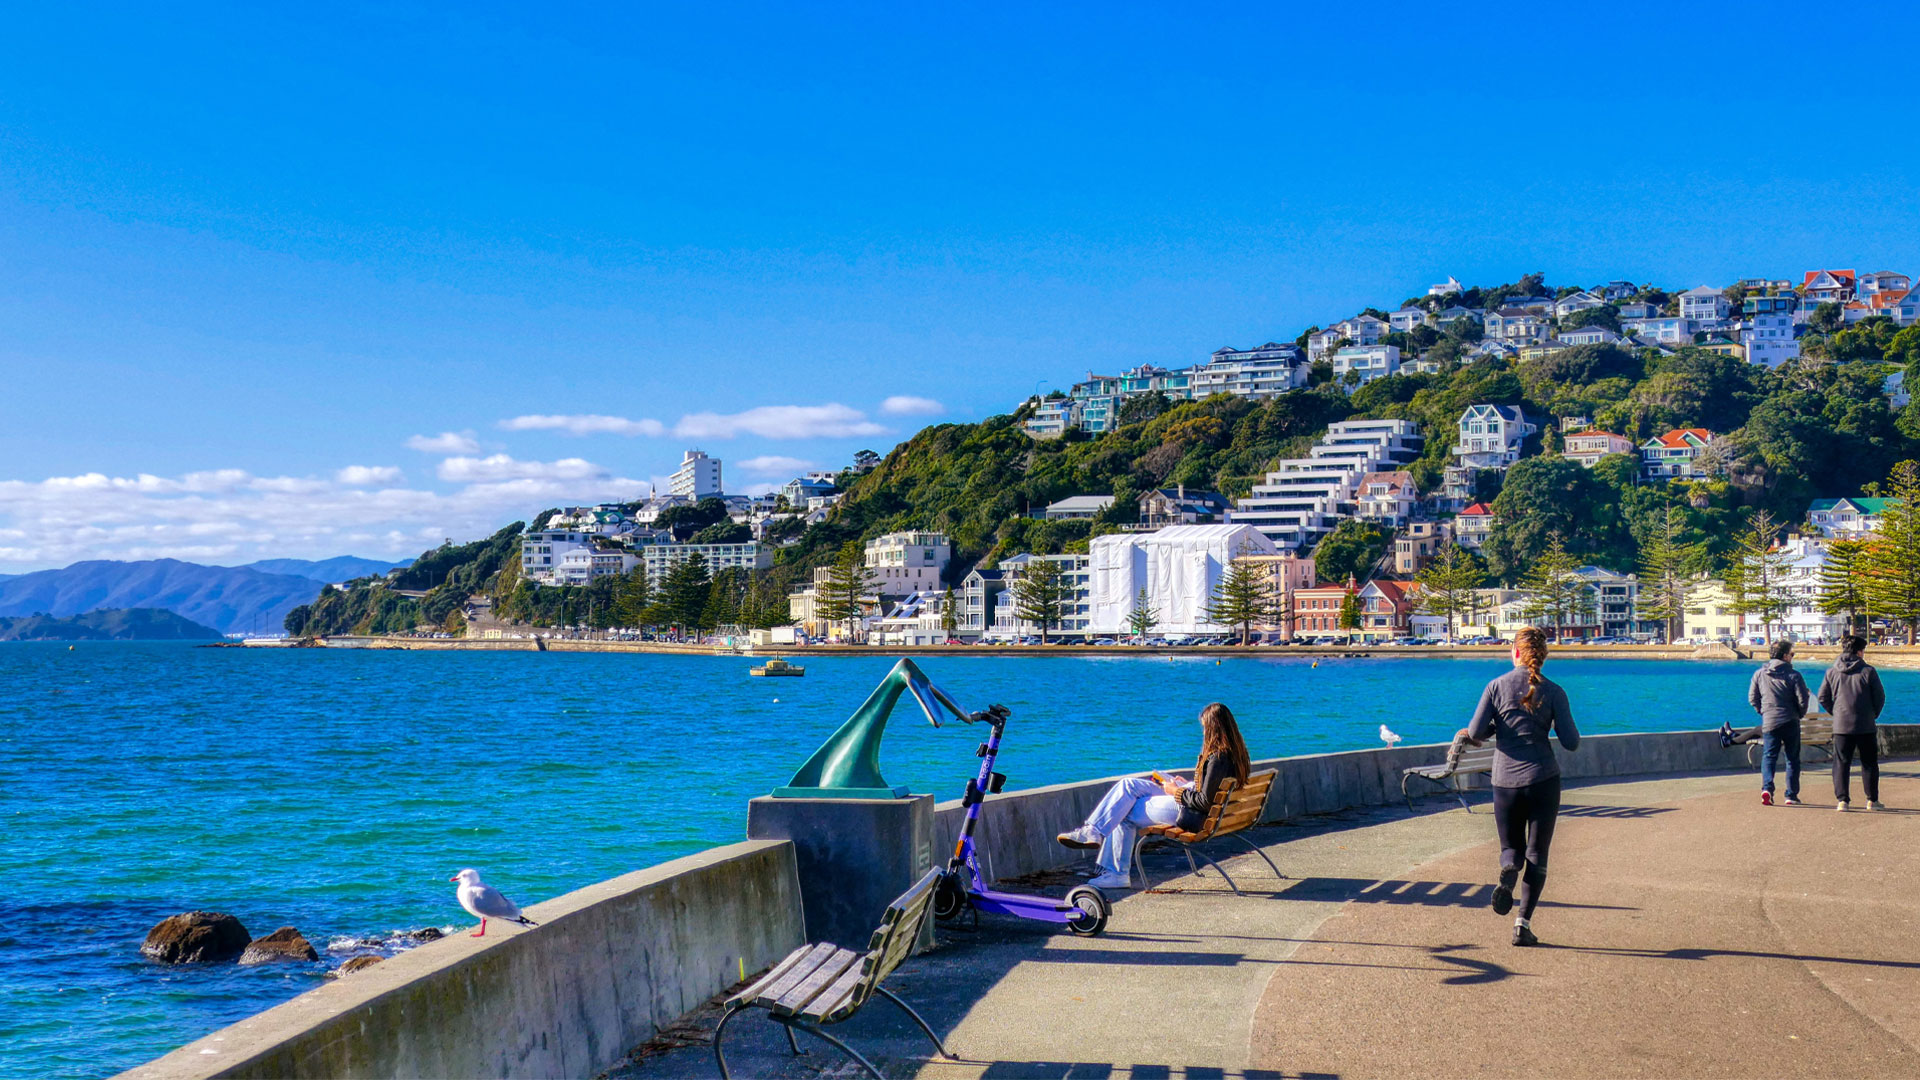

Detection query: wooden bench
(1402, 741), (1497, 813)
(1747, 714), (1836, 769)
(713, 867), (951, 1079)
(1128, 769), (1282, 894)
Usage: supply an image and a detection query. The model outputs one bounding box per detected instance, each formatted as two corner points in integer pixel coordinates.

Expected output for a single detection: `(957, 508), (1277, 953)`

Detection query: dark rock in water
(328, 955), (385, 978)
(238, 926), (319, 965)
(142, 912), (251, 963)
(405, 927), (444, 943)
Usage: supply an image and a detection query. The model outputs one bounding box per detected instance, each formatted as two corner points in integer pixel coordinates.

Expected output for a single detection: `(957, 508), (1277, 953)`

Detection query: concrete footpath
(602, 769), (1920, 1080)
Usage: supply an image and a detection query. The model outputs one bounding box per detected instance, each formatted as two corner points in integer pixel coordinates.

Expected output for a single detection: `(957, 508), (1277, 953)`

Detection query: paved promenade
(606, 769), (1920, 1080)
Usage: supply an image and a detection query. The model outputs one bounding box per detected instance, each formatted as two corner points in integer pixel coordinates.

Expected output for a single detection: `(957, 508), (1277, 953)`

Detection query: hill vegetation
(0, 559), (326, 636)
(0, 607), (224, 641)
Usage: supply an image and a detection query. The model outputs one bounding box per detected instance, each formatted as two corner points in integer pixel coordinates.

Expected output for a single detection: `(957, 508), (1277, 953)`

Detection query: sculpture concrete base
(747, 793), (936, 950)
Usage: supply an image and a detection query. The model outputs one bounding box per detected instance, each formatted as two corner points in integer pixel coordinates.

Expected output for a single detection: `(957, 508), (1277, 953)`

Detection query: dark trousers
(1833, 732), (1880, 804)
(1493, 777), (1560, 920)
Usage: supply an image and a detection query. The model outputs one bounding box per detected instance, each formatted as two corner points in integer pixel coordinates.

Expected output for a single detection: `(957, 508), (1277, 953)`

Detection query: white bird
(449, 868), (538, 938)
(1379, 725), (1403, 748)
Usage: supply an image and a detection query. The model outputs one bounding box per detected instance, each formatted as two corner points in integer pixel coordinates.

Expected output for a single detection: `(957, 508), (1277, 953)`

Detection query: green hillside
(0, 607), (225, 641)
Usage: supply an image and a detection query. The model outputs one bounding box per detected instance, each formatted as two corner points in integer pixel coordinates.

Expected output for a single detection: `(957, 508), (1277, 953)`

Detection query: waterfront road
(603, 769), (1920, 1080)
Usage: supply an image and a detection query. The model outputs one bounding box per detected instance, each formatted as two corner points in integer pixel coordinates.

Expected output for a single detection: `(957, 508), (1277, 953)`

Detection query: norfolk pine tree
(1818, 537), (1874, 637)
(1011, 557), (1068, 643)
(1518, 534), (1593, 640)
(1336, 593), (1363, 639)
(1638, 502), (1708, 644)
(1206, 541), (1279, 646)
(1127, 586), (1159, 642)
(817, 540), (868, 641)
(1413, 542), (1485, 642)
(1865, 460), (1920, 644)
(1722, 510), (1792, 642)
(941, 585), (960, 641)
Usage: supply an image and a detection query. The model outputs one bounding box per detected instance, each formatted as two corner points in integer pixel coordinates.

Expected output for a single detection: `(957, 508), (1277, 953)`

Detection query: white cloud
(736, 455), (815, 474)
(406, 431), (481, 454)
(500, 414), (666, 437)
(435, 454), (607, 484)
(673, 404), (887, 440)
(880, 395), (945, 417)
(336, 465), (404, 486)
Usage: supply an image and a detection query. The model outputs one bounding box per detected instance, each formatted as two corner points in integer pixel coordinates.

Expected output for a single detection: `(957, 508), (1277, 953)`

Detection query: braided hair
(1515, 626), (1549, 715)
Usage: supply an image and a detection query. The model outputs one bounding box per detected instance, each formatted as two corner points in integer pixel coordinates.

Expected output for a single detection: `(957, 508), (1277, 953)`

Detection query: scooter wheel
(932, 873), (968, 922)
(1064, 885), (1110, 936)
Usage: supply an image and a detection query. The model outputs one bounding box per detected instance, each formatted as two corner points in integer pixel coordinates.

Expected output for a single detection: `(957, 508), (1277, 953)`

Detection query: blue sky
(2, 3), (1915, 571)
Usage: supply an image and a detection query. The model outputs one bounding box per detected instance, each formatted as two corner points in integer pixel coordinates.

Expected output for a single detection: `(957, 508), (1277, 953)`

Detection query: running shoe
(1718, 721), (1735, 748)
(1760, 790), (1772, 805)
(1868, 801), (1886, 812)
(1492, 882), (1513, 916)
(1085, 872), (1131, 889)
(1782, 795), (1801, 806)
(1056, 826), (1101, 850)
(1512, 921), (1538, 947)
(1836, 801), (1849, 812)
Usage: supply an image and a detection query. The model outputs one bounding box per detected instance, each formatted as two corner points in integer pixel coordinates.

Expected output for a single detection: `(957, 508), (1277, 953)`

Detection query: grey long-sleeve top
(1466, 666), (1580, 788)
(1818, 655), (1886, 735)
(1748, 659), (1811, 731)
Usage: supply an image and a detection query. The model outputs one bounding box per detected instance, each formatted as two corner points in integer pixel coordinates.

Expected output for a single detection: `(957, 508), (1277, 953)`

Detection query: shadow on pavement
(1264, 876), (1634, 911)
(1541, 943), (1920, 971)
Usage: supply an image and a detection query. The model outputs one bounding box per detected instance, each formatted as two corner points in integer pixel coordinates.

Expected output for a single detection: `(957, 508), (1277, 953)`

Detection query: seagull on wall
(1379, 725), (1403, 748)
(450, 868), (539, 937)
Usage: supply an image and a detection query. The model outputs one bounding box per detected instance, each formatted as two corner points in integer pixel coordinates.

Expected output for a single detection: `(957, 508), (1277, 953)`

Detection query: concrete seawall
(934, 725), (1920, 883)
(120, 841), (804, 1080)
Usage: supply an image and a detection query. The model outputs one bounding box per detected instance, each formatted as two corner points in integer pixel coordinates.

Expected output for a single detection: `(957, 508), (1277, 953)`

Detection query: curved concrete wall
(120, 840), (804, 1080)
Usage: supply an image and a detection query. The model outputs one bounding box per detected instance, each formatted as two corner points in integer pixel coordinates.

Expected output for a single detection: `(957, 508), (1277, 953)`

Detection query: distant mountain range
(236, 556), (408, 583)
(0, 607), (225, 641)
(0, 559), (336, 636)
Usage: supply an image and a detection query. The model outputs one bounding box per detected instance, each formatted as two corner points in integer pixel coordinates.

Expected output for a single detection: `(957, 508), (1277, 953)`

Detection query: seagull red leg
(471, 918), (487, 938)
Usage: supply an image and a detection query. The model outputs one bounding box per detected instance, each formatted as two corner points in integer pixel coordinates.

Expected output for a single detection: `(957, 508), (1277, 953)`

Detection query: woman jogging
(1819, 635), (1886, 811)
(1719, 640), (1812, 805)
(1458, 626), (1580, 946)
(1056, 702), (1251, 889)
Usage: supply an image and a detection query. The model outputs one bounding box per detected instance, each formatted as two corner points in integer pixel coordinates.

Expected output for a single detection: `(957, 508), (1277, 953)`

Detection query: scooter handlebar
(965, 704), (1010, 726)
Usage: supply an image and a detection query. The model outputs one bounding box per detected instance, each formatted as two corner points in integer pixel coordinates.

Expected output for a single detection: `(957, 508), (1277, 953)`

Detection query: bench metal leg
(1185, 848), (1202, 878)
(783, 1020), (801, 1056)
(713, 1005), (742, 1079)
(1402, 773), (1416, 813)
(1450, 776), (1474, 814)
(1231, 833), (1285, 879)
(875, 985), (955, 1060)
(783, 1019), (885, 1080)
(1189, 846), (1242, 895)
(1129, 832), (1153, 891)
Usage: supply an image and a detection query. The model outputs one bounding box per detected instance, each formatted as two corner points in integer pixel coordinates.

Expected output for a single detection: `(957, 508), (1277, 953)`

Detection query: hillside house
(1641, 428), (1716, 481)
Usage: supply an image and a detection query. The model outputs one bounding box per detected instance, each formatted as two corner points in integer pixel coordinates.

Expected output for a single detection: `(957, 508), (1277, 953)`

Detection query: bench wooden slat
(731, 943), (820, 1007)
(811, 958), (874, 1023)
(770, 947), (863, 1015)
(753, 942), (841, 1007)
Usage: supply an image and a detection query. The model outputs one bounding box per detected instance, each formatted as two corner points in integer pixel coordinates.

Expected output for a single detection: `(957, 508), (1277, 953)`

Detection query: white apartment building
(551, 547), (642, 586)
(863, 530), (951, 594)
(1231, 419), (1424, 549)
(1355, 471), (1418, 525)
(1485, 308), (1550, 344)
(1331, 344), (1401, 388)
(1743, 314), (1800, 368)
(1087, 524), (1282, 637)
(1562, 428), (1637, 468)
(990, 552), (1093, 638)
(641, 540), (771, 581)
(1442, 404), (1536, 508)
(1388, 307), (1428, 333)
(1678, 286), (1730, 324)
(1622, 317), (1689, 344)
(521, 527), (598, 582)
(1191, 343), (1307, 398)
(669, 449), (723, 499)
(1308, 315), (1389, 362)
(1553, 291), (1606, 319)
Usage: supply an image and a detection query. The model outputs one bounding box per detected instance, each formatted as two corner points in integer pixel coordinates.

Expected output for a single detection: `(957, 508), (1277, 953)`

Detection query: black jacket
(1175, 750), (1243, 832)
(1467, 666), (1580, 787)
(1818, 655), (1885, 735)
(1748, 659), (1811, 731)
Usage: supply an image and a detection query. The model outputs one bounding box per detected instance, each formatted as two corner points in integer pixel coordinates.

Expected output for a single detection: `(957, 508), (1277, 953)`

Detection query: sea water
(2, 642), (1911, 1078)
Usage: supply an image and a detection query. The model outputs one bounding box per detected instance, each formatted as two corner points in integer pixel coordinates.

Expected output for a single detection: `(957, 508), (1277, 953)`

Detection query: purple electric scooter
(930, 703), (1111, 936)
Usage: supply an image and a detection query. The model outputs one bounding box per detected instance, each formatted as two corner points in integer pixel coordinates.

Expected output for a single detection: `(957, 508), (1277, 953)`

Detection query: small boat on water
(750, 658), (805, 677)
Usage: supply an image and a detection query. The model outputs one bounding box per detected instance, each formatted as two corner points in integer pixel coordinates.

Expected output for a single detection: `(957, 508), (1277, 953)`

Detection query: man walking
(1720, 641), (1811, 805)
(1819, 635), (1886, 812)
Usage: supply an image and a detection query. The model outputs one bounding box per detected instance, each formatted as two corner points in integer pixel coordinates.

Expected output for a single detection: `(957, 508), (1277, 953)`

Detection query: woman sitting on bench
(1054, 702), (1251, 889)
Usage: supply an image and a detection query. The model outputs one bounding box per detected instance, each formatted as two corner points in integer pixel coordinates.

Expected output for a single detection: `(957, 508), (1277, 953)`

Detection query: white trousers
(1085, 776), (1183, 875)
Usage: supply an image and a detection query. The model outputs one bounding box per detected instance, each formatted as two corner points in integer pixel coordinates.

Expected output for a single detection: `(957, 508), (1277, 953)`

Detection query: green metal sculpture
(772, 658), (970, 798)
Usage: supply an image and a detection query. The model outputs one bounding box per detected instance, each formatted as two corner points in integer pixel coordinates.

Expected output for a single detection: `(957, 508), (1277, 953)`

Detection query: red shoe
(1760, 791), (1773, 805)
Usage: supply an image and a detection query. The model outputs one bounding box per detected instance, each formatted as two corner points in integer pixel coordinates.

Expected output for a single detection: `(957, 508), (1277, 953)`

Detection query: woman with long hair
(1459, 626), (1580, 946)
(1056, 703), (1252, 890)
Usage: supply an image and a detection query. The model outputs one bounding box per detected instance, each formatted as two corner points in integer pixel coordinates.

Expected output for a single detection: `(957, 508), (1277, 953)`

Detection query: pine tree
(1414, 542), (1486, 642)
(1126, 586), (1159, 642)
(940, 585), (960, 641)
(816, 541), (867, 641)
(1865, 460), (1920, 643)
(659, 554), (713, 634)
(1818, 537), (1874, 637)
(1722, 510), (1791, 642)
(1637, 502), (1708, 643)
(1518, 533), (1593, 640)
(1011, 557), (1068, 644)
(612, 566), (650, 629)
(1205, 541), (1278, 646)
(1336, 592), (1363, 639)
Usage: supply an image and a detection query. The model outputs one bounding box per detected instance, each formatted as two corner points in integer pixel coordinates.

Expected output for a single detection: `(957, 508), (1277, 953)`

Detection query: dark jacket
(1175, 750), (1243, 832)
(1818, 654), (1885, 735)
(1467, 666), (1580, 788)
(1748, 659), (1811, 731)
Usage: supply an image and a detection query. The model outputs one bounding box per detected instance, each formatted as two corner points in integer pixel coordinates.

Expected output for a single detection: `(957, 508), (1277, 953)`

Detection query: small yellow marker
(738, 957), (746, 981)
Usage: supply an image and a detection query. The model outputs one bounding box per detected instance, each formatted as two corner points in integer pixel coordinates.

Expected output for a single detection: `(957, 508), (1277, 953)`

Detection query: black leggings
(1833, 733), (1879, 803)
(1493, 777), (1561, 920)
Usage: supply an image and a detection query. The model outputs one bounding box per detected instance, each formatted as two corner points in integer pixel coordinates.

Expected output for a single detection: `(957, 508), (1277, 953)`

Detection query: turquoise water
(2, 643), (1913, 1078)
